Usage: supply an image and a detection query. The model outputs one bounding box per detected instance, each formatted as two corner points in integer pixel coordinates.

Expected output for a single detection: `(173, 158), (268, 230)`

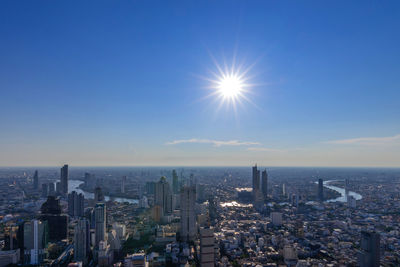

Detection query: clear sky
(1, 1), (400, 167)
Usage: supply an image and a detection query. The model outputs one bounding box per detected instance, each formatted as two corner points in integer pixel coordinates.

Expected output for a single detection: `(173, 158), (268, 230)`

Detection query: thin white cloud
(325, 134), (400, 145)
(166, 138), (260, 147)
(247, 147), (286, 152)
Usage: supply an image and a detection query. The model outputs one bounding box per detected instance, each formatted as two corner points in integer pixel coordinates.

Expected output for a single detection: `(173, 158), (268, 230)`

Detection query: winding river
(323, 180), (362, 202)
(68, 180), (139, 204)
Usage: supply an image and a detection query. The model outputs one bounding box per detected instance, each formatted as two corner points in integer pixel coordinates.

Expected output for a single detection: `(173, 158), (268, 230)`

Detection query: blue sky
(1, 0), (400, 167)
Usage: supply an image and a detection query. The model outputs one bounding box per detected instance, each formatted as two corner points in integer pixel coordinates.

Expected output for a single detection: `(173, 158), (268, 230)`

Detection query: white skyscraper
(95, 203), (106, 247)
(180, 186), (196, 242)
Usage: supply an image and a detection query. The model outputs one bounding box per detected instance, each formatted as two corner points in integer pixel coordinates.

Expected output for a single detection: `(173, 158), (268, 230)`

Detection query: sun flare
(217, 74), (243, 99)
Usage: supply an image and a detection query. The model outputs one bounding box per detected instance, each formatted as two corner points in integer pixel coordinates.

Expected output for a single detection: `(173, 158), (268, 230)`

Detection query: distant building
(48, 182), (55, 196)
(252, 164), (260, 196)
(95, 187), (105, 202)
(124, 253), (147, 267)
(23, 220), (48, 265)
(68, 191), (85, 217)
(180, 186), (196, 242)
(56, 181), (62, 194)
(41, 183), (48, 198)
(172, 169), (179, 194)
(347, 195), (357, 208)
(33, 170), (39, 190)
(60, 164), (69, 194)
(121, 176), (127, 194)
(358, 231), (380, 267)
(0, 250), (20, 266)
(318, 178), (323, 202)
(200, 227), (215, 267)
(155, 176), (173, 216)
(271, 212), (283, 226)
(261, 169), (268, 200)
(40, 196), (68, 242)
(98, 240), (113, 267)
(95, 203), (107, 247)
(74, 218), (89, 264)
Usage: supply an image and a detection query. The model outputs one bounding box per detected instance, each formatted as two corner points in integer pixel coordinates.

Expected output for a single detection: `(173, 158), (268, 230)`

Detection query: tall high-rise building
(121, 176), (126, 194)
(33, 170), (39, 190)
(68, 191), (85, 217)
(172, 169), (179, 194)
(200, 227), (215, 267)
(252, 164), (260, 195)
(60, 164), (68, 194)
(318, 178), (324, 202)
(48, 182), (55, 196)
(358, 231), (380, 267)
(74, 218), (89, 264)
(155, 177), (172, 216)
(40, 196), (68, 242)
(95, 187), (105, 203)
(23, 220), (48, 265)
(95, 203), (107, 248)
(261, 169), (268, 199)
(180, 186), (196, 242)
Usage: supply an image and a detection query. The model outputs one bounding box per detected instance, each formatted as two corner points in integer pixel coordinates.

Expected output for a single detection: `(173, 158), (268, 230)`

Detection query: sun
(217, 74), (244, 99)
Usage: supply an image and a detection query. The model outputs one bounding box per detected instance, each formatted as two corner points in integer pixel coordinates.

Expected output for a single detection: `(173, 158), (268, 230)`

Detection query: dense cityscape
(0, 165), (399, 266)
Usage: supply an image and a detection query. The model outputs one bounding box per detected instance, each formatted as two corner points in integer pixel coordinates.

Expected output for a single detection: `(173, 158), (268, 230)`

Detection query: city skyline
(1, 1), (400, 167)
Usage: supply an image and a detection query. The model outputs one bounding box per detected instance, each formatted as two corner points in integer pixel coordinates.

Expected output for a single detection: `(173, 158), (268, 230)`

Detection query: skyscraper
(40, 196), (68, 242)
(261, 169), (268, 200)
(74, 218), (89, 264)
(318, 178), (323, 202)
(95, 187), (105, 203)
(68, 191), (85, 217)
(33, 170), (39, 190)
(200, 227), (215, 267)
(358, 231), (380, 267)
(155, 176), (173, 216)
(60, 164), (68, 194)
(95, 203), (107, 248)
(48, 182), (55, 196)
(23, 220), (48, 265)
(172, 169), (179, 194)
(180, 186), (196, 242)
(252, 164), (260, 195)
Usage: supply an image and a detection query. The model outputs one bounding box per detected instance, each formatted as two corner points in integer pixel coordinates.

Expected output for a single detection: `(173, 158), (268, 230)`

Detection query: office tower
(41, 184), (48, 198)
(95, 187), (105, 202)
(74, 218), (89, 264)
(282, 183), (286, 197)
(33, 170), (39, 190)
(172, 169), (179, 194)
(56, 181), (61, 194)
(358, 231), (380, 267)
(200, 227), (215, 267)
(345, 178), (350, 194)
(95, 203), (107, 247)
(68, 191), (85, 217)
(252, 164), (260, 195)
(318, 178), (323, 202)
(84, 172), (91, 187)
(155, 177), (172, 216)
(261, 169), (268, 199)
(180, 186), (196, 242)
(121, 176), (126, 194)
(145, 181), (156, 195)
(48, 182), (55, 196)
(23, 220), (48, 265)
(60, 164), (68, 194)
(40, 196), (68, 242)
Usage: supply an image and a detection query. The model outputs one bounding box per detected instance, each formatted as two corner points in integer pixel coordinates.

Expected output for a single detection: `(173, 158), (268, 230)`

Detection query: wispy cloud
(166, 138), (260, 147)
(325, 134), (400, 145)
(247, 147), (286, 152)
